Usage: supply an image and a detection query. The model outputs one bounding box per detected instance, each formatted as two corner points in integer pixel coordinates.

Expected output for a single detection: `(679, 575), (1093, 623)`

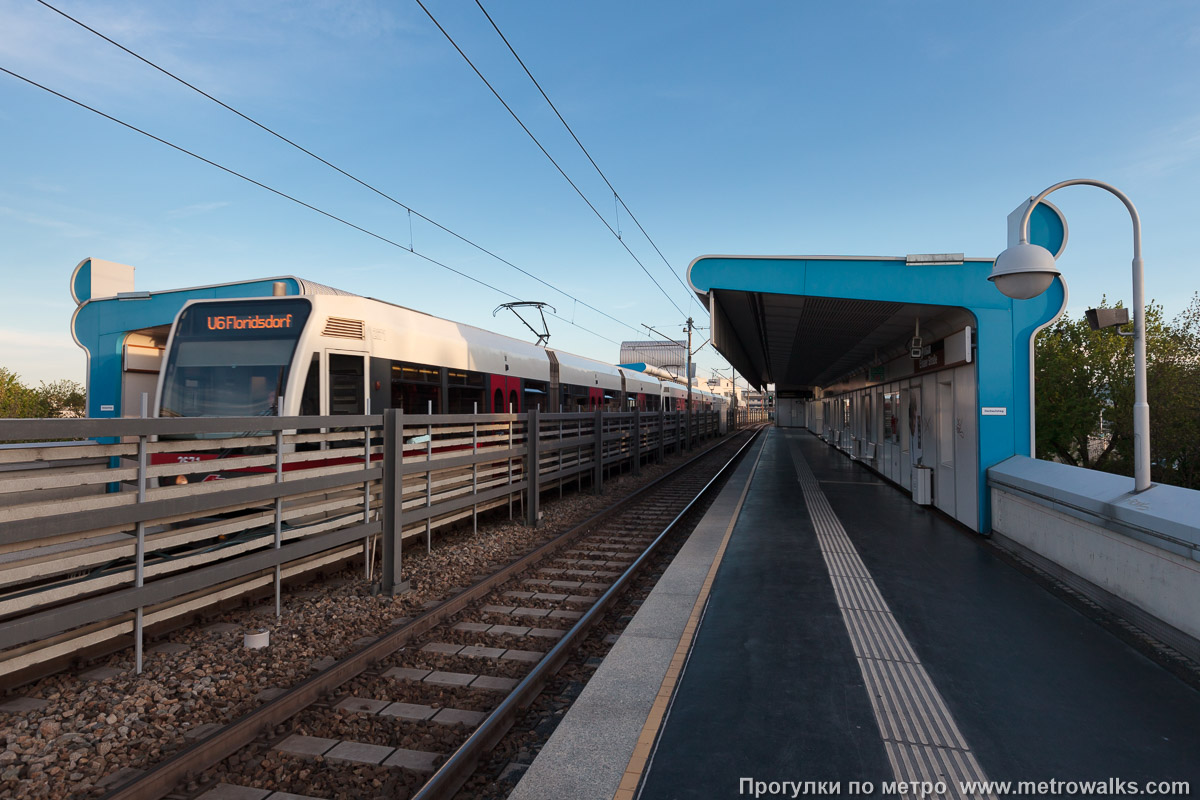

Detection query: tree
(36, 379), (86, 418)
(0, 368), (86, 419)
(1139, 294), (1200, 489)
(1034, 298), (1133, 469)
(0, 368), (43, 418)
(1035, 295), (1200, 490)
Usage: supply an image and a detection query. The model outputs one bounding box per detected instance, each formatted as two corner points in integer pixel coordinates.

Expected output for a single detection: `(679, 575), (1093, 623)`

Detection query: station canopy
(700, 287), (972, 393)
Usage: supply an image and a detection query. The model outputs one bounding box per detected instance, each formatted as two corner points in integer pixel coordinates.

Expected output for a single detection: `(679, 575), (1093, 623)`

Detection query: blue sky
(2, 0), (1199, 386)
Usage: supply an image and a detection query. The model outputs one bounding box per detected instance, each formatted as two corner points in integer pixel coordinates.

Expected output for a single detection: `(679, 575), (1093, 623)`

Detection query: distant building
(619, 340), (692, 384)
(620, 340), (685, 371)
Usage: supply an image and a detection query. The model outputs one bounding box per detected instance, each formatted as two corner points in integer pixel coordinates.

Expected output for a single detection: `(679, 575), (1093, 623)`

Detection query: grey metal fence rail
(0, 407), (724, 683)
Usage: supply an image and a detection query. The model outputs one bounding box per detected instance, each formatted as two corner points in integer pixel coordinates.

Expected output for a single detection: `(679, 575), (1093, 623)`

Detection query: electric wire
(0, 64), (619, 346)
(473, 0), (706, 314)
(32, 0), (640, 340)
(412, 0), (690, 320)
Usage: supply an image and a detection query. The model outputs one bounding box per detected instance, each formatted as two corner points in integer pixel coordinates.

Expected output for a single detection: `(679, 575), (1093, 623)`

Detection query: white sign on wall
(981, 407), (1007, 416)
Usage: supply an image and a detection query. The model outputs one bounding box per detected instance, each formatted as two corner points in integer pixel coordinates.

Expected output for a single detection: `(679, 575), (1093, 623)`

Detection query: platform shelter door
(935, 376), (956, 518)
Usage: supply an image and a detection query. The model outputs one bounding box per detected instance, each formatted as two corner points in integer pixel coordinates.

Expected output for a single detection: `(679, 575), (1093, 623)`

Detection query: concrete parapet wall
(988, 456), (1200, 658)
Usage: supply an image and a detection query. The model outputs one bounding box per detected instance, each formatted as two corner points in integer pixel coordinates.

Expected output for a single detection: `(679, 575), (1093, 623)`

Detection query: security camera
(1085, 307), (1130, 331)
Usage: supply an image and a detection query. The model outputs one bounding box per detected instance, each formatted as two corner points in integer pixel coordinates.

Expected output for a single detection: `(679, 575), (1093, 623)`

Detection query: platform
(509, 428), (1200, 800)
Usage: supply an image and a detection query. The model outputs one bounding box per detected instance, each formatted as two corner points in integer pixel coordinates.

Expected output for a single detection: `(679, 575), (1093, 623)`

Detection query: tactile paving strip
(790, 443), (995, 800)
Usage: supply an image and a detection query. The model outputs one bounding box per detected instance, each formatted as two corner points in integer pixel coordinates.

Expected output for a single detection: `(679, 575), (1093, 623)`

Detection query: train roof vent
(322, 317), (366, 339)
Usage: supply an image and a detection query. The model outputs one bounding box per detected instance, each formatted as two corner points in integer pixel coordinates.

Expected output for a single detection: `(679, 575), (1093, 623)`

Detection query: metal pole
(134, 393), (147, 673)
(274, 396), (284, 616)
(472, 408), (478, 536)
(426, 417), (433, 553)
(508, 413), (514, 519)
(362, 396), (371, 580)
(632, 407), (642, 476)
(381, 408), (409, 594)
(593, 407), (604, 494)
(526, 407), (540, 526)
(1020, 178), (1150, 492)
(1131, 245), (1150, 492)
(686, 317), (694, 451)
(658, 407), (665, 463)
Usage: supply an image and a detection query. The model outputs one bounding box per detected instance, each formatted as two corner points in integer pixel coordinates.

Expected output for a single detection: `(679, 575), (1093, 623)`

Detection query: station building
(687, 250), (1064, 535)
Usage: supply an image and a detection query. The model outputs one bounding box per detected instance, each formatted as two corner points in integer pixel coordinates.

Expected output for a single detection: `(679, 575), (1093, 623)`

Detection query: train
(154, 289), (724, 425)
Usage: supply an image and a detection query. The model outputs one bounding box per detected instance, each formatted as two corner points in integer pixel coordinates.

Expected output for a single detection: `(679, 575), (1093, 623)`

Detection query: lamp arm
(1019, 178), (1141, 261)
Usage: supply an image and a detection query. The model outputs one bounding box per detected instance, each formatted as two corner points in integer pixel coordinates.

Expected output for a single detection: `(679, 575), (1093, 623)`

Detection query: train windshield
(159, 299), (312, 418)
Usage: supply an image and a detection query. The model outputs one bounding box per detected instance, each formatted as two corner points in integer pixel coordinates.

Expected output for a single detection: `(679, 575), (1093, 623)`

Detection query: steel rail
(101, 429), (750, 800)
(410, 426), (764, 800)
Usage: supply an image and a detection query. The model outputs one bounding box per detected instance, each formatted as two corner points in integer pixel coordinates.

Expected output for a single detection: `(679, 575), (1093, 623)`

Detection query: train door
(952, 364), (978, 529)
(588, 387), (602, 410)
(120, 328), (168, 417)
(326, 351), (367, 414)
(489, 375), (521, 413)
(509, 378), (521, 414)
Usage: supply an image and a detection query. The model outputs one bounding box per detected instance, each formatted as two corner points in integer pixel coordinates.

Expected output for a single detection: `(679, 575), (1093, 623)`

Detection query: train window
(391, 361), (442, 413)
(158, 298), (311, 419)
(394, 382), (441, 414)
(508, 389), (519, 413)
(448, 370), (484, 386)
(299, 353), (320, 416)
(560, 384), (588, 412)
(524, 380), (548, 411)
(448, 370), (485, 414)
(396, 364), (439, 383)
(493, 389), (504, 413)
(328, 354), (365, 415)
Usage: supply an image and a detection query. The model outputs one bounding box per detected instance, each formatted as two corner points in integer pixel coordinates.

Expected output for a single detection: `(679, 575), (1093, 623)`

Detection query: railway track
(100, 427), (762, 800)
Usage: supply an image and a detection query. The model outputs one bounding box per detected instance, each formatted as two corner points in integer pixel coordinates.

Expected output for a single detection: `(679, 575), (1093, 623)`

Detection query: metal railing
(0, 408), (721, 683)
(731, 407), (769, 429)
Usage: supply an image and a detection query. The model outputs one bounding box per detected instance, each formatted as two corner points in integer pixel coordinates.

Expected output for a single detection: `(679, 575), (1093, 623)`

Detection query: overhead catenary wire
(412, 0), (690, 321)
(32, 0), (642, 341)
(0, 65), (619, 346)
(473, 0), (706, 314)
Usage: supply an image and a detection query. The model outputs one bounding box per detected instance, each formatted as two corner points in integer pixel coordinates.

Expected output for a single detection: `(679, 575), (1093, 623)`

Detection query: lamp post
(990, 179), (1150, 492)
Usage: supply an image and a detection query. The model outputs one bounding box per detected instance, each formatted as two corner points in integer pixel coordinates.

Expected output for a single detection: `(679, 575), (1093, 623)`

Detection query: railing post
(507, 413), (515, 519)
(526, 407), (540, 527)
(425, 416), (433, 553)
(632, 408), (641, 476)
(134, 393), (148, 674)
(592, 408), (604, 494)
(274, 398), (284, 616)
(363, 398), (371, 580)
(658, 408), (666, 464)
(381, 408), (409, 595)
(472, 408), (479, 536)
